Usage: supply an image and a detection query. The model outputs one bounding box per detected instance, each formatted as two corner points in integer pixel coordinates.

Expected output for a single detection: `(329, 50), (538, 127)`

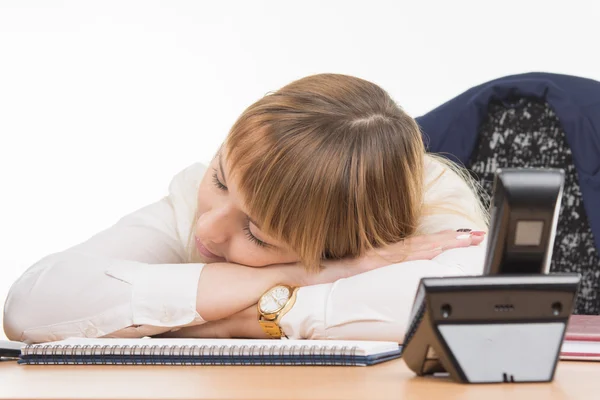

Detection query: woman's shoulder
(422, 155), (471, 210)
(423, 154), (471, 196)
(167, 162), (208, 245)
(419, 154), (488, 232)
(168, 162), (207, 195)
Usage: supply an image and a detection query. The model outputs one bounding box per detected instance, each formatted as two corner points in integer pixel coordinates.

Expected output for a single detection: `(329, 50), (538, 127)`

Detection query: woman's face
(193, 151), (300, 267)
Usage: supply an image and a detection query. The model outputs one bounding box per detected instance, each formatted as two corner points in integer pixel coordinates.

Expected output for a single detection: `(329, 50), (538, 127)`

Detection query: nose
(195, 204), (236, 245)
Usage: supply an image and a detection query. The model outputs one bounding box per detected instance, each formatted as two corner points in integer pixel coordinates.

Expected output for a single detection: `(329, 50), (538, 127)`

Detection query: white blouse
(3, 157), (488, 344)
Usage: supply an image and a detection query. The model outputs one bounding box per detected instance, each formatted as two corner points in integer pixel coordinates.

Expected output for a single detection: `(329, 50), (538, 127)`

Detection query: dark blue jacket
(416, 72), (600, 251)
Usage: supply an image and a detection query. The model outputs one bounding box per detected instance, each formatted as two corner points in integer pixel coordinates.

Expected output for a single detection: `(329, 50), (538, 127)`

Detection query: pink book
(561, 315), (600, 361)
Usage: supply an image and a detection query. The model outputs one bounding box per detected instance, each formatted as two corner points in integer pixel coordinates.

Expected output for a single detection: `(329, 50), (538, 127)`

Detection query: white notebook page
(23, 338), (400, 357)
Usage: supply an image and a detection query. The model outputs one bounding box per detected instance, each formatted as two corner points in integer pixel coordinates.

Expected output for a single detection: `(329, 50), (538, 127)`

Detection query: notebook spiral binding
(20, 343), (360, 366)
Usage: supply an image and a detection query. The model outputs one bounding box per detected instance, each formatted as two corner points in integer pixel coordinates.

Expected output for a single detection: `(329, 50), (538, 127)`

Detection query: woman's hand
(296, 229), (485, 286)
(376, 229), (486, 262)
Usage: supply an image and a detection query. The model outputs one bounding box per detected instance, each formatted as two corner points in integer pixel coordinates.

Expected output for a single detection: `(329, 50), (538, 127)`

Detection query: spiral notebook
(17, 338), (402, 366)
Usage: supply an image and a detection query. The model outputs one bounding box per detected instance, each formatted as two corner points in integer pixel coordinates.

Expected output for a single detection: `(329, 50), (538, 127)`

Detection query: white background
(1, 0), (599, 340)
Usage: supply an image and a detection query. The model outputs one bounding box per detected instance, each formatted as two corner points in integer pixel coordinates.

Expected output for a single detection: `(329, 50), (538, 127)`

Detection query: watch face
(260, 286), (291, 313)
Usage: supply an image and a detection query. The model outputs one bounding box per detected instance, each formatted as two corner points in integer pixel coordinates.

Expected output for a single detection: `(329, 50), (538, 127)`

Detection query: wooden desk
(0, 359), (597, 400)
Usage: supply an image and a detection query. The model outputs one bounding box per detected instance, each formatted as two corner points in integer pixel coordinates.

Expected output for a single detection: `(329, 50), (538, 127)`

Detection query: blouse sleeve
(3, 163), (208, 344)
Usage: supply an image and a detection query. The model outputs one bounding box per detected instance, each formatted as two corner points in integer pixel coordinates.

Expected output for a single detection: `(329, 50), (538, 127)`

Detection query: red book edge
(564, 334), (600, 342)
(564, 315), (600, 341)
(561, 315), (600, 359)
(561, 352), (600, 358)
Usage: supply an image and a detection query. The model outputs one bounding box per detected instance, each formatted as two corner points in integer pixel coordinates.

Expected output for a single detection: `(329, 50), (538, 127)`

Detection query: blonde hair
(421, 153), (490, 230)
(187, 73), (488, 271)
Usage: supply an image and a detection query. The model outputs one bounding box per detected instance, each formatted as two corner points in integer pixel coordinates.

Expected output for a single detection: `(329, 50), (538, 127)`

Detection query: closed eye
(243, 218), (270, 249)
(243, 224), (268, 248)
(212, 169), (228, 191)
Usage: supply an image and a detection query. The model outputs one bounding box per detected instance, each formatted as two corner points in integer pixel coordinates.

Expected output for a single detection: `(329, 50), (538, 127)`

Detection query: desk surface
(0, 359), (597, 400)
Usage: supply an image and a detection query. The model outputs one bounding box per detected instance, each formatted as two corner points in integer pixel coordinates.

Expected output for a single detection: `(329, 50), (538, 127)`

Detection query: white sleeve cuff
(279, 283), (331, 339)
(105, 262), (205, 327)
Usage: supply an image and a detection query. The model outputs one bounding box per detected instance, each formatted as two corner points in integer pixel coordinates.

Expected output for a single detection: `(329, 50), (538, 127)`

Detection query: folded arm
(3, 164), (300, 343)
(4, 159), (488, 344)
(164, 242), (486, 342)
(163, 159), (489, 342)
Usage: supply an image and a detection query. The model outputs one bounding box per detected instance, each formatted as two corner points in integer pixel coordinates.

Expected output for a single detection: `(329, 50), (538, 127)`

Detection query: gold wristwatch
(257, 285), (298, 339)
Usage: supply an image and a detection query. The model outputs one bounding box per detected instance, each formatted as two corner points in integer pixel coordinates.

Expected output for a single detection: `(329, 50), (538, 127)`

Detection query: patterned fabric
(468, 97), (600, 315)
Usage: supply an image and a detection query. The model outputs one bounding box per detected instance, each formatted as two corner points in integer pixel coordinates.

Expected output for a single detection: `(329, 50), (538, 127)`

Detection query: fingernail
(456, 234), (471, 240)
(471, 231), (486, 236)
(456, 228), (472, 232)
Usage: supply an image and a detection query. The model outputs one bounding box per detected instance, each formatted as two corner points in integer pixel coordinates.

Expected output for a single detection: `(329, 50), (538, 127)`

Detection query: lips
(195, 237), (225, 261)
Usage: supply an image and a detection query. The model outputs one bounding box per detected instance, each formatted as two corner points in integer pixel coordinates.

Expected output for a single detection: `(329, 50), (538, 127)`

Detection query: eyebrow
(218, 154), (227, 186)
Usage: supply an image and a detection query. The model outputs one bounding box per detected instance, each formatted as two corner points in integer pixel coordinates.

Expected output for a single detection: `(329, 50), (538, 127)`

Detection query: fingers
(404, 247), (444, 261)
(403, 229), (454, 248)
(450, 232), (482, 248)
(428, 230), (486, 252)
(406, 231), (486, 261)
(382, 229), (487, 263)
(470, 233), (486, 245)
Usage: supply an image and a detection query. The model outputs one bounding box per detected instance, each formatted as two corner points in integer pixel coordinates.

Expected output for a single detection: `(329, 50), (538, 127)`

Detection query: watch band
(258, 320), (283, 339)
